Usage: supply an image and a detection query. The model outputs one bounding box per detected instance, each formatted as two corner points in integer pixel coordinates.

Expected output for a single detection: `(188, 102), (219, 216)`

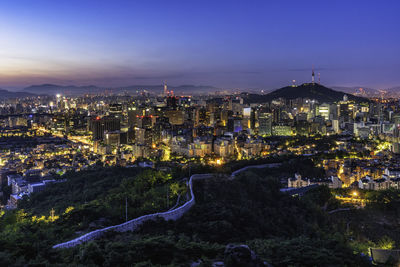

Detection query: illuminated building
(163, 81), (168, 96)
(165, 110), (184, 125)
(90, 116), (121, 140)
(272, 125), (292, 136)
(258, 113), (272, 136)
(134, 127), (152, 146)
(295, 120), (310, 136)
(188, 138), (212, 157)
(213, 138), (234, 158)
(316, 103), (330, 120)
(104, 131), (121, 146)
(288, 174), (310, 188)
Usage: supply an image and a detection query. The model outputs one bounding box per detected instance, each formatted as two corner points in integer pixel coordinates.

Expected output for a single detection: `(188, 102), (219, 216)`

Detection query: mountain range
(22, 84), (221, 95)
(0, 82), (392, 102)
(0, 89), (37, 100)
(332, 86), (400, 97)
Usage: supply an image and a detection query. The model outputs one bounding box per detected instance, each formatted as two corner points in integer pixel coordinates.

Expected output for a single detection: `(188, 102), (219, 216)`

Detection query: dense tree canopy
(0, 164), (378, 266)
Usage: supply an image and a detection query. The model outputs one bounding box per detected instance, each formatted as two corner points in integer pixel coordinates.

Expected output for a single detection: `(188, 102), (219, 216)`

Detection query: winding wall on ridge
(53, 163), (279, 249)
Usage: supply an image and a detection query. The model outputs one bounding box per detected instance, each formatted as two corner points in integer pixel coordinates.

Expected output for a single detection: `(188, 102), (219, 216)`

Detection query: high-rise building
(316, 103), (330, 120)
(165, 110), (184, 125)
(250, 108), (257, 130)
(104, 131), (121, 146)
(272, 125), (292, 136)
(166, 96), (179, 109)
(135, 127), (153, 146)
(90, 116), (121, 140)
(338, 103), (351, 122)
(163, 81), (168, 96)
(295, 120), (310, 136)
(109, 103), (123, 116)
(128, 108), (141, 127)
(258, 113), (272, 136)
(138, 116), (154, 129)
(332, 119), (340, 133)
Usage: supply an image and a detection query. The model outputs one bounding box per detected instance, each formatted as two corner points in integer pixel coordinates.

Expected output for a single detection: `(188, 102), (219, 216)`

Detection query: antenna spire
(312, 65), (315, 84)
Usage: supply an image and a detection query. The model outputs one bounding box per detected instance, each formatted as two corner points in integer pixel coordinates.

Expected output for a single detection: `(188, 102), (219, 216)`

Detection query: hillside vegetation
(0, 167), (185, 265)
(2, 163), (397, 265)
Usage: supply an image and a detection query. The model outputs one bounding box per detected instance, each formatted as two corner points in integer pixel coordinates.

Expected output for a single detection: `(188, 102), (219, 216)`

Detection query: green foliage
(281, 158), (325, 178)
(301, 185), (340, 210)
(377, 236), (395, 250)
(1, 185), (11, 205)
(349, 239), (376, 255)
(247, 237), (370, 266)
(58, 233), (224, 266)
(0, 167), (186, 265)
(329, 189), (400, 258)
(134, 171), (371, 266)
(19, 167), (142, 214)
(365, 189), (400, 210)
(0, 166), (374, 266)
(170, 172), (327, 242)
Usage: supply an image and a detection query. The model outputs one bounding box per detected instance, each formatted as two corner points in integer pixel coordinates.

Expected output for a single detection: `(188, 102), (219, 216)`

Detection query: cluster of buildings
(356, 167), (400, 190)
(0, 139), (99, 208)
(1, 169), (60, 209)
(288, 162), (400, 191)
(288, 173), (344, 189)
(2, 78), (400, 202)
(0, 114), (102, 208)
(2, 81), (400, 162)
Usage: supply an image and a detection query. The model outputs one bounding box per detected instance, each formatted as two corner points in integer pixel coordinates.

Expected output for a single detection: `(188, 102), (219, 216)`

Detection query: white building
(326, 176), (343, 189)
(288, 174), (310, 188)
(358, 176), (391, 190)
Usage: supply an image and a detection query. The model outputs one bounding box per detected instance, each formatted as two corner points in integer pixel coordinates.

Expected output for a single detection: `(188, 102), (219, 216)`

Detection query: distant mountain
(331, 86), (379, 96)
(121, 84), (221, 95)
(23, 84), (221, 95)
(386, 87), (400, 96)
(23, 84), (102, 95)
(0, 89), (37, 99)
(332, 86), (400, 97)
(242, 83), (370, 104)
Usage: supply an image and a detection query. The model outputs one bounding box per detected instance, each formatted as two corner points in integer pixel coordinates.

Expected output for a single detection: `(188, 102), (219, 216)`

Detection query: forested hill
(0, 161), (375, 266)
(242, 83), (369, 104)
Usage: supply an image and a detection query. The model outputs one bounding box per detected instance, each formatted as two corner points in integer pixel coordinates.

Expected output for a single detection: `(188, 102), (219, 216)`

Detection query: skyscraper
(90, 116), (121, 140)
(163, 81), (168, 96)
(258, 113), (272, 136)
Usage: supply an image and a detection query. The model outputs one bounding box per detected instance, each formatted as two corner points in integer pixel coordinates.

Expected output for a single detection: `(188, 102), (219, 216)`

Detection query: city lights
(0, 1), (399, 265)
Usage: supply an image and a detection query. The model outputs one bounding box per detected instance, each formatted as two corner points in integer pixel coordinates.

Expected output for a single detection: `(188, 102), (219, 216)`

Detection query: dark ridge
(242, 83), (370, 104)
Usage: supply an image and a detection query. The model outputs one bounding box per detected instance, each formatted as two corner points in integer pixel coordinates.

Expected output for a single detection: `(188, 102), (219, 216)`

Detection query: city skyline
(3, 1), (400, 265)
(1, 0), (400, 90)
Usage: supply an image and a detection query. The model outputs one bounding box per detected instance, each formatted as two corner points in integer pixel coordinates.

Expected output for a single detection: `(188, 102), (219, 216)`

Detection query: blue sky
(0, 0), (399, 90)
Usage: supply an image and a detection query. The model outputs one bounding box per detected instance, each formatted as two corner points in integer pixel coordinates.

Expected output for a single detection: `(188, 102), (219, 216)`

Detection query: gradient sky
(0, 0), (399, 90)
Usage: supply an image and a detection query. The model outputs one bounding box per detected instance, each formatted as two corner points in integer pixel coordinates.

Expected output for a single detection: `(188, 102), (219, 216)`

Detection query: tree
(377, 236), (395, 250)
(80, 242), (104, 265)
